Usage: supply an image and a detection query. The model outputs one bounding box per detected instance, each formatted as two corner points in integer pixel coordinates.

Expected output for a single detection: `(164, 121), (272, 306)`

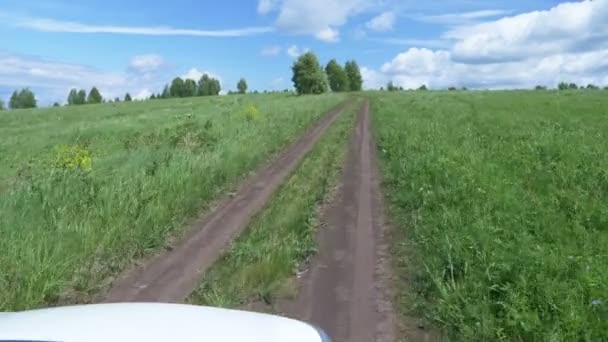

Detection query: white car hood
(0, 303), (326, 342)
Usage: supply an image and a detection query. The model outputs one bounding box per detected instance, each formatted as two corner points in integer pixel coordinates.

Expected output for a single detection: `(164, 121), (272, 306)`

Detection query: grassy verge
(189, 99), (359, 308)
(371, 90), (608, 340)
(0, 93), (347, 311)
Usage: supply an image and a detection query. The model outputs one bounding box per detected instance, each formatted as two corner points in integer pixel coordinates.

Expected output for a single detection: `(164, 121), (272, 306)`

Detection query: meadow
(371, 90), (608, 340)
(0, 93), (347, 311)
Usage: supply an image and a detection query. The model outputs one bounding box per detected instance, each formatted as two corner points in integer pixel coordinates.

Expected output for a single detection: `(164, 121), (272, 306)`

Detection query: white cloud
(315, 27), (340, 42)
(259, 45), (282, 56)
(258, 0), (279, 14)
(446, 0), (608, 63)
(417, 9), (511, 25)
(374, 38), (449, 49)
(366, 12), (396, 32)
(129, 54), (165, 74)
(133, 89), (153, 100)
(11, 16), (273, 37)
(181, 68), (221, 82)
(286, 45), (309, 58)
(366, 1), (608, 90)
(360, 66), (387, 89)
(261, 0), (373, 41)
(0, 52), (175, 105)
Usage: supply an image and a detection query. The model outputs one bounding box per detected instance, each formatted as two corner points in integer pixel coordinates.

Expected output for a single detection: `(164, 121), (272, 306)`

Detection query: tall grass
(0, 93), (347, 311)
(371, 90), (608, 340)
(190, 99), (359, 308)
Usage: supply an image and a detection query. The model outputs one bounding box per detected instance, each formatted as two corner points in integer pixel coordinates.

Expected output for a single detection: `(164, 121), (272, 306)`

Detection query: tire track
(282, 99), (396, 342)
(106, 100), (352, 303)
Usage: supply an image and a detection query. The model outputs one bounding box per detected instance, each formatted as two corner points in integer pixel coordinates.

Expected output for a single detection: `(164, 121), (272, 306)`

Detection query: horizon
(0, 0), (606, 106)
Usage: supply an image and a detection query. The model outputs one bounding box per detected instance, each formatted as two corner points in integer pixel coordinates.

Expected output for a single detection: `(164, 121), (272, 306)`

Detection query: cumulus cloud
(260, 0), (372, 41)
(0, 52), (176, 105)
(364, 0), (608, 90)
(129, 54), (165, 74)
(181, 68), (221, 82)
(259, 45), (282, 56)
(286, 45), (309, 58)
(366, 12), (396, 32)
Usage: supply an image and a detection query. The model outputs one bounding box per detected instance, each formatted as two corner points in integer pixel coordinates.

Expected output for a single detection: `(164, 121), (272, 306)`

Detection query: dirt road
(106, 100), (351, 303)
(281, 100), (396, 342)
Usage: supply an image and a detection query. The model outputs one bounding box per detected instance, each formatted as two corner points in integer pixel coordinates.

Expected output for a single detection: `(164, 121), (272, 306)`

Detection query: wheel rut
(105, 100), (352, 303)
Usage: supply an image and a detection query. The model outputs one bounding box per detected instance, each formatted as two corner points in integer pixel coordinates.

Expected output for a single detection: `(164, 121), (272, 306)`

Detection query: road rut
(281, 100), (396, 342)
(106, 100), (351, 303)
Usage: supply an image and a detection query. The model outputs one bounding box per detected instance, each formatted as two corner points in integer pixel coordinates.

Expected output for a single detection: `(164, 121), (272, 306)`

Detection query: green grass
(0, 93), (348, 311)
(371, 90), (608, 341)
(189, 98), (359, 308)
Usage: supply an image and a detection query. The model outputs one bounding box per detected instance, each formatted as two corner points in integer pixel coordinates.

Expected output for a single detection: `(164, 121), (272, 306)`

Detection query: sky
(0, 0), (607, 105)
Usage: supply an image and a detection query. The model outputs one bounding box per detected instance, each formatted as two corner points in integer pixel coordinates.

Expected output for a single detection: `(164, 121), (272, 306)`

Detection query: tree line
(291, 52), (363, 95)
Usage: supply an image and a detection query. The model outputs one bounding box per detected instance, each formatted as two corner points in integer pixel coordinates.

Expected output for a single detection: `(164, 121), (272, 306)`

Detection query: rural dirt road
(281, 100), (396, 342)
(106, 100), (352, 303)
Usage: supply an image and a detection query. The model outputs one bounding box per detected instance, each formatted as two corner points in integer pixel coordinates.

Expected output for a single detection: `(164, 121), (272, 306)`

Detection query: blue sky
(0, 0), (606, 105)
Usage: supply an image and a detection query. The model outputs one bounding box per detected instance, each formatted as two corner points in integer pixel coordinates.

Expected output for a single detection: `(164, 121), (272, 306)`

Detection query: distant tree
(558, 82), (569, 90)
(77, 89), (87, 104)
(67, 89), (78, 105)
(124, 93), (132, 102)
(586, 84), (599, 90)
(291, 52), (328, 95)
(418, 85), (428, 91)
(388, 81), (400, 92)
(87, 87), (103, 104)
(605, 86), (608, 90)
(150, 94), (156, 100)
(9, 88), (37, 109)
(448, 86), (457, 91)
(114, 97), (120, 102)
(161, 85), (171, 98)
(197, 74), (221, 96)
(461, 86), (468, 91)
(183, 79), (197, 97)
(535, 85), (547, 90)
(568, 83), (578, 90)
(325, 59), (349, 92)
(53, 102), (61, 107)
(0, 99), (4, 110)
(253, 90), (259, 94)
(398, 86), (404, 91)
(170, 77), (186, 97)
(237, 78), (248, 94)
(379, 87), (384, 91)
(344, 60), (363, 91)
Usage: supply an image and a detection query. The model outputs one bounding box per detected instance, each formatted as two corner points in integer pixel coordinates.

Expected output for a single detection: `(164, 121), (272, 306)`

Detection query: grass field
(190, 98), (359, 308)
(371, 90), (608, 340)
(0, 93), (347, 311)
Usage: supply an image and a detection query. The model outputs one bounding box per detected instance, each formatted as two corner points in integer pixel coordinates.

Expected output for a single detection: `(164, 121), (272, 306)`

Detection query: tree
(344, 60), (363, 91)
(325, 59), (349, 92)
(0, 99), (4, 110)
(208, 78), (221, 96)
(53, 102), (61, 107)
(586, 84), (599, 90)
(387, 81), (397, 92)
(568, 83), (578, 90)
(448, 86), (457, 91)
(418, 85), (428, 91)
(114, 97), (120, 102)
(87, 87), (103, 104)
(9, 88), (37, 109)
(124, 93), (132, 102)
(535, 85), (547, 90)
(558, 82), (569, 90)
(170, 77), (186, 97)
(184, 79), (198, 97)
(237, 78), (248, 94)
(291, 52), (328, 95)
(150, 94), (156, 100)
(161, 85), (171, 98)
(77, 89), (87, 104)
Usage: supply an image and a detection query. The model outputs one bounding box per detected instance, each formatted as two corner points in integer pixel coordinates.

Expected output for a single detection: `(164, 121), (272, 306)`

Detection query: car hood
(0, 303), (326, 342)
